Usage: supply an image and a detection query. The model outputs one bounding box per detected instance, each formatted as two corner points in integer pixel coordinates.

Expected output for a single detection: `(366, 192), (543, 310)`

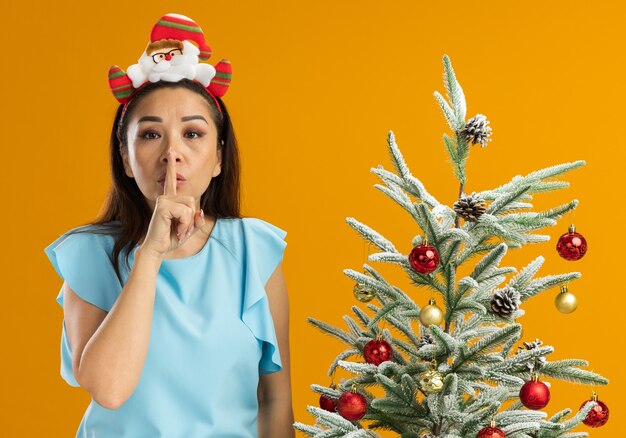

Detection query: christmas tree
(293, 55), (609, 437)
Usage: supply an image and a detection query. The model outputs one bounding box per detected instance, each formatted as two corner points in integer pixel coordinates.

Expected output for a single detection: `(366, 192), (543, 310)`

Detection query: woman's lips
(158, 180), (186, 187)
(157, 172), (187, 182)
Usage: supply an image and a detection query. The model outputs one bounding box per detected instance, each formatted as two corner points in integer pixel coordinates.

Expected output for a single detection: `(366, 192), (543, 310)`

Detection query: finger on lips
(165, 156), (177, 196)
(165, 156), (206, 244)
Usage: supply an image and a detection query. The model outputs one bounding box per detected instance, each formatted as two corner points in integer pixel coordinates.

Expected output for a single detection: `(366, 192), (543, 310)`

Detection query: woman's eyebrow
(181, 115), (208, 124)
(136, 115), (208, 124)
(137, 116), (162, 123)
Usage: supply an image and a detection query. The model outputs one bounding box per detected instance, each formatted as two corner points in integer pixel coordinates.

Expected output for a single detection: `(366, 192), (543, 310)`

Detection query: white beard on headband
(127, 40), (217, 89)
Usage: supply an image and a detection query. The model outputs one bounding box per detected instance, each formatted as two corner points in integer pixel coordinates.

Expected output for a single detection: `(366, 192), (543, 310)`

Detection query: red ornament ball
(580, 397), (609, 427)
(477, 426), (506, 438)
(363, 339), (394, 365)
(556, 226), (587, 261)
(319, 394), (337, 413)
(337, 390), (368, 421)
(409, 244), (440, 274)
(519, 378), (550, 410)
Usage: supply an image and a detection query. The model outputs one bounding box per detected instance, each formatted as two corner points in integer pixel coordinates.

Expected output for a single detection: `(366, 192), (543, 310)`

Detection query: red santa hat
(150, 13), (213, 61)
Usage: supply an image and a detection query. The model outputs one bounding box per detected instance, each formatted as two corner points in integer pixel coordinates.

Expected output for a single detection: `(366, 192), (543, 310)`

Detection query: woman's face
(121, 87), (222, 211)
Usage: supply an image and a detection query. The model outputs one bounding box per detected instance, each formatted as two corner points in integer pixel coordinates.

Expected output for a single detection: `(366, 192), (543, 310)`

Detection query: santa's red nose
(165, 54), (172, 61)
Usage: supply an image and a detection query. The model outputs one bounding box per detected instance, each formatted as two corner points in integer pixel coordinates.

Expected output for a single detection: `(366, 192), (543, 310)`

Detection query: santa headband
(107, 13), (232, 113)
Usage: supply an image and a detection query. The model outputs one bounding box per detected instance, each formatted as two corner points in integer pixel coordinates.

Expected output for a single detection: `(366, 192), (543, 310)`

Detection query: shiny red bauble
(319, 394), (337, 412)
(409, 244), (440, 274)
(580, 397), (609, 427)
(519, 378), (550, 410)
(556, 226), (587, 261)
(337, 390), (368, 421)
(363, 339), (394, 365)
(477, 425), (506, 438)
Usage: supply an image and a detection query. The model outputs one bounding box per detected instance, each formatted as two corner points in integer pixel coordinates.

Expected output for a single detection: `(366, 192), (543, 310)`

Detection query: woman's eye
(142, 132), (159, 139)
(185, 131), (202, 139)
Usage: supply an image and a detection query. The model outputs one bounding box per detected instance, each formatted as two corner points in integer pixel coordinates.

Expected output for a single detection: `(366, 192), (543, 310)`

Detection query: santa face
(150, 47), (183, 63)
(149, 49), (183, 72)
(128, 40), (201, 87)
(143, 45), (188, 73)
(120, 86), (222, 213)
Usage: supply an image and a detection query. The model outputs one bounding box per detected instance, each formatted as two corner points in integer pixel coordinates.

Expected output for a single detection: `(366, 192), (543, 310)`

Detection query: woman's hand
(139, 158), (205, 259)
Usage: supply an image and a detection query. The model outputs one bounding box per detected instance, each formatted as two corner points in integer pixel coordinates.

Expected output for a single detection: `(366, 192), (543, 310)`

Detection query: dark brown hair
(68, 79), (242, 281)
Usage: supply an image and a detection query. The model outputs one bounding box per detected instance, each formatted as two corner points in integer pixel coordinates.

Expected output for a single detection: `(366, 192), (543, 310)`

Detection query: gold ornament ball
(555, 288), (577, 314)
(418, 369), (444, 394)
(419, 298), (444, 326)
(353, 283), (375, 302)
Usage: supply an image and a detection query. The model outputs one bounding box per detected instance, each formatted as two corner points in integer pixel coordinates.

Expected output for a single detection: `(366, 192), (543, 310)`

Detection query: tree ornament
(453, 192), (487, 222)
(337, 384), (367, 421)
(490, 286), (521, 318)
(556, 224), (588, 261)
(418, 359), (444, 394)
(319, 394), (337, 412)
(580, 391), (609, 427)
(477, 420), (506, 438)
(555, 285), (577, 314)
(460, 114), (492, 147)
(419, 298), (444, 327)
(319, 382), (338, 412)
(353, 283), (375, 302)
(418, 371), (444, 395)
(363, 334), (394, 365)
(519, 373), (550, 410)
(409, 241), (440, 274)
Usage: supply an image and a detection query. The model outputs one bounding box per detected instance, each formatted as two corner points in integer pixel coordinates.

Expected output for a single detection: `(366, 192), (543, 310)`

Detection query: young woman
(44, 13), (294, 437)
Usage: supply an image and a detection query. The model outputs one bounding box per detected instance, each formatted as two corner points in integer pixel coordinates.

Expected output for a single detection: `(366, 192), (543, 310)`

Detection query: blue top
(44, 217), (287, 438)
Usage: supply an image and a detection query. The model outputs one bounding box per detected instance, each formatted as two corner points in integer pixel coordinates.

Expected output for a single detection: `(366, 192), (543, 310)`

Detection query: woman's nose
(161, 131), (186, 157)
(163, 147), (182, 163)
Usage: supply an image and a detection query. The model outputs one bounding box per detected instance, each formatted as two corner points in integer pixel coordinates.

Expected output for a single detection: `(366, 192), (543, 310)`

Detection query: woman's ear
(213, 146), (222, 177)
(121, 149), (134, 178)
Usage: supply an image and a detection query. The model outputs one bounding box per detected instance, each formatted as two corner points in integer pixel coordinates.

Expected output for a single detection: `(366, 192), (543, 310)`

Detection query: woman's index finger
(165, 158), (177, 196)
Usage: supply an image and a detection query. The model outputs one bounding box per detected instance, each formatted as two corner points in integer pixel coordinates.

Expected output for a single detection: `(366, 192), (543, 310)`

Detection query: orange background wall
(2, 1), (623, 436)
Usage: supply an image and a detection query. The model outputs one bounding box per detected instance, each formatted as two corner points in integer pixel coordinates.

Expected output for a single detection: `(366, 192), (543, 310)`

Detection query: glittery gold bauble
(353, 283), (375, 302)
(555, 285), (577, 314)
(418, 369), (444, 394)
(419, 298), (444, 326)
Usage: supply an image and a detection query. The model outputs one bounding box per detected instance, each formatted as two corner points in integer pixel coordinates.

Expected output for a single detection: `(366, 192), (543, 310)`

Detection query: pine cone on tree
(453, 192), (486, 222)
(417, 333), (434, 350)
(460, 114), (492, 147)
(490, 286), (521, 317)
(521, 339), (542, 350)
(516, 338), (547, 372)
